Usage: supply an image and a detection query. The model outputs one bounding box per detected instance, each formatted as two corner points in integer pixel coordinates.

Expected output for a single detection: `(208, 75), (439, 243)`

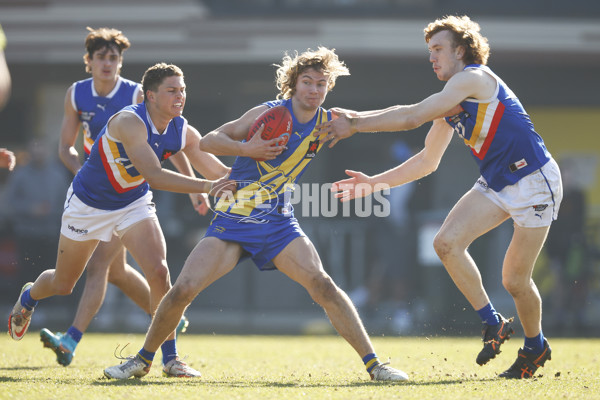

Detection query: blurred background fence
(0, 0), (599, 337)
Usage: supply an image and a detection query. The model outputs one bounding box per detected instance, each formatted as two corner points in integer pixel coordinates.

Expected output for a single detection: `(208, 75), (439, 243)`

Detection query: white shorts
(60, 184), (158, 242)
(473, 158), (563, 228)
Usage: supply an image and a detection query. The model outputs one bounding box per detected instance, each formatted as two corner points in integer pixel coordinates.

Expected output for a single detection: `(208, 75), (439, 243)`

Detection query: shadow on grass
(0, 377), (22, 383)
(92, 376), (499, 388)
(0, 375), (87, 384)
(0, 366), (44, 371)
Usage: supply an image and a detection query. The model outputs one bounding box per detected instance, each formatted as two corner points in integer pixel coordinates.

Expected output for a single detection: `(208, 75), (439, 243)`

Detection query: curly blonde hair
(424, 15), (490, 65)
(274, 47), (350, 100)
(83, 27), (131, 73)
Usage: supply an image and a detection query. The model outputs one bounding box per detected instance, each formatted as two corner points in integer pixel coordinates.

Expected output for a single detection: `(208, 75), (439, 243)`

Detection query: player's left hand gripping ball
(247, 106), (293, 161)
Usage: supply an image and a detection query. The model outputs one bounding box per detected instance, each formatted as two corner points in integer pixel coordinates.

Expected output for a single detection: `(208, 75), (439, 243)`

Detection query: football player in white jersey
(317, 15), (562, 379)
(27, 27), (203, 370)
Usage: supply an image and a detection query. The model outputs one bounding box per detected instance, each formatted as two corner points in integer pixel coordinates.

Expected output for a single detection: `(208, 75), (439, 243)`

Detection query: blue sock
(20, 289), (38, 311)
(161, 339), (178, 365)
(523, 332), (545, 354)
(362, 353), (380, 374)
(476, 303), (499, 325)
(138, 348), (155, 366)
(66, 326), (83, 343)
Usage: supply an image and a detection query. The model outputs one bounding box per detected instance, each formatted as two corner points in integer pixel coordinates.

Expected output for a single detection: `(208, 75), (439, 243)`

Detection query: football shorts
(473, 158), (562, 228)
(61, 184), (158, 242)
(205, 213), (305, 270)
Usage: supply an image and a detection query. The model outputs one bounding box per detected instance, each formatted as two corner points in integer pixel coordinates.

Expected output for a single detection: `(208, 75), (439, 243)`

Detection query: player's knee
(502, 276), (530, 297)
(433, 231), (452, 260)
(144, 261), (170, 286)
(169, 282), (197, 306)
(308, 274), (338, 304)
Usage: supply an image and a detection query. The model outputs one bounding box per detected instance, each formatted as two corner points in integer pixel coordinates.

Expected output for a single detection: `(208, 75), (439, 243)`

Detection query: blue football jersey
(444, 64), (551, 191)
(71, 76), (141, 159)
(72, 103), (187, 210)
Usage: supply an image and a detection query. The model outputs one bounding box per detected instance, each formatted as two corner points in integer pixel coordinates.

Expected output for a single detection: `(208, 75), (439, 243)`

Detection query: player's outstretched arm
(182, 125), (230, 179)
(331, 170), (375, 202)
(331, 118), (453, 201)
(114, 112), (234, 195)
(177, 124), (232, 215)
(168, 150), (208, 215)
(317, 72), (478, 148)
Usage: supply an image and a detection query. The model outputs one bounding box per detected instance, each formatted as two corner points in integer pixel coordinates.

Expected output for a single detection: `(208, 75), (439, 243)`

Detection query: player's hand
(315, 108), (358, 148)
(0, 148), (16, 171)
(331, 170), (374, 202)
(208, 175), (237, 198)
(188, 192), (210, 216)
(243, 124), (286, 160)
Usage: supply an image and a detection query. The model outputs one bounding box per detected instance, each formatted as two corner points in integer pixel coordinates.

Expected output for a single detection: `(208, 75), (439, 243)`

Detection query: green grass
(1, 333), (599, 399)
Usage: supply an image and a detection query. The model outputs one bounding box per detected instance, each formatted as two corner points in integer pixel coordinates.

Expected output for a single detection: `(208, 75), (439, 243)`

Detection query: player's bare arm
(200, 105), (285, 160)
(58, 84), (84, 175)
(317, 70), (486, 148)
(180, 125), (231, 214)
(111, 112), (219, 195)
(182, 125), (230, 180)
(332, 118), (453, 202)
(327, 105), (406, 123)
(169, 150), (212, 215)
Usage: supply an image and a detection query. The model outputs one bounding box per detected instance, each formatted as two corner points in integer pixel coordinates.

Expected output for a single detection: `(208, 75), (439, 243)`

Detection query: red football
(247, 105), (293, 161)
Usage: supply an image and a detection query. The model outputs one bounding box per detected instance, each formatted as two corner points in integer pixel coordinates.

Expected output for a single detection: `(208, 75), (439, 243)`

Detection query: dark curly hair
(83, 27), (131, 73)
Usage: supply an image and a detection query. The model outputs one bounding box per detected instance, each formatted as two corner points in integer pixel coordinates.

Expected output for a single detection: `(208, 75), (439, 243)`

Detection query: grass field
(1, 333), (599, 400)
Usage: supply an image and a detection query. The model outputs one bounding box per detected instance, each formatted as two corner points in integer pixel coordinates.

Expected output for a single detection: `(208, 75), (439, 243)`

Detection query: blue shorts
(204, 214), (306, 270)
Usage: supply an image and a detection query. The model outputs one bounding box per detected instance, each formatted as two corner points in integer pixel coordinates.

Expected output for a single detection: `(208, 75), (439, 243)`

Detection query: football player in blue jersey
(104, 47), (409, 382)
(39, 27), (196, 367)
(9, 62), (236, 378)
(317, 15), (562, 379)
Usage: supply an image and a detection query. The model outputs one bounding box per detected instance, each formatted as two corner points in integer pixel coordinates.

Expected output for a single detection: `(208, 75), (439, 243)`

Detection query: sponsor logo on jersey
(448, 112), (464, 124)
(509, 158), (528, 173)
(161, 149), (175, 161)
(532, 204), (548, 212)
(114, 157), (135, 169)
(78, 110), (95, 122)
(304, 139), (319, 159)
(448, 111), (470, 138)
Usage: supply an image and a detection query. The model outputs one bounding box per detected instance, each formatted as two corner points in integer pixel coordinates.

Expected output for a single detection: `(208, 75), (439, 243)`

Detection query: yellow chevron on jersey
(445, 64), (551, 192)
(83, 129), (94, 154)
(99, 132), (145, 193)
(462, 98), (505, 157)
(215, 105), (329, 217)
